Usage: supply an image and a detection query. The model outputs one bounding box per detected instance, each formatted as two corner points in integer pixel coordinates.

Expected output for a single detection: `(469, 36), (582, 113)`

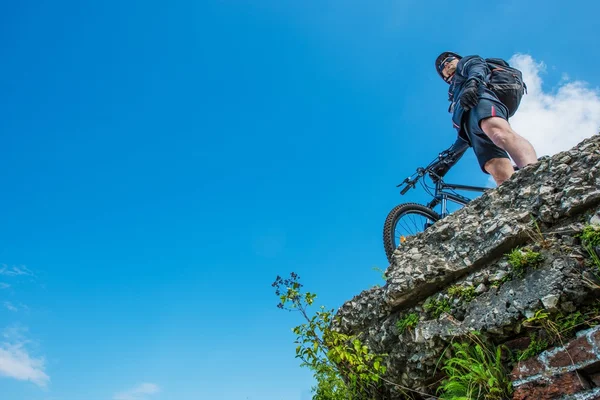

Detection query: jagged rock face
(333, 135), (600, 398)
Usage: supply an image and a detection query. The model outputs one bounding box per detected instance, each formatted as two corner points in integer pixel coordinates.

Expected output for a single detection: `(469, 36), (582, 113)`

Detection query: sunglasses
(437, 56), (456, 74)
(438, 57), (457, 82)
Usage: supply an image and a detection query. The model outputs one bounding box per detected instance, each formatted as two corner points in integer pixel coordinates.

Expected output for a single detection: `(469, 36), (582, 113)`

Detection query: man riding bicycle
(434, 52), (538, 185)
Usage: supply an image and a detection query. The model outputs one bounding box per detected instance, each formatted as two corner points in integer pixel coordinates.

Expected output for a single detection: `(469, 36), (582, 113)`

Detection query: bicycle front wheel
(383, 203), (440, 263)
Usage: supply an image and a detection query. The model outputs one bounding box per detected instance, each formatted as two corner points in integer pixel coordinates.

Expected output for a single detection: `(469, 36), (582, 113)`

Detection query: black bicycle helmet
(435, 51), (462, 82)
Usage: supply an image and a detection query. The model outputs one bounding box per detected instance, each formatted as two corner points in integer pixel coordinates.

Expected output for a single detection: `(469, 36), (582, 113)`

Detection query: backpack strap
(485, 58), (510, 68)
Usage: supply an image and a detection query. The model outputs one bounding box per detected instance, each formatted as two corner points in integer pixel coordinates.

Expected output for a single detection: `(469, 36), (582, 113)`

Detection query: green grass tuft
(396, 313), (419, 334)
(437, 338), (512, 400)
(507, 248), (543, 278)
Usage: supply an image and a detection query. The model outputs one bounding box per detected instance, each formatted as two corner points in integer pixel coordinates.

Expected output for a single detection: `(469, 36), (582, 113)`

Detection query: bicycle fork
(426, 194), (449, 220)
(440, 195), (449, 218)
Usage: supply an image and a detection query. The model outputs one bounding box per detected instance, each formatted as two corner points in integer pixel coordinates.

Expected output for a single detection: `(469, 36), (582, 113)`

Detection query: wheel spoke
(396, 213), (426, 241)
(384, 204), (440, 263)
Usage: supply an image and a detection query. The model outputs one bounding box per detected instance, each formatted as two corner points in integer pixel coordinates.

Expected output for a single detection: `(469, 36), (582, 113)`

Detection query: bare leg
(480, 117), (538, 168)
(484, 157), (515, 185)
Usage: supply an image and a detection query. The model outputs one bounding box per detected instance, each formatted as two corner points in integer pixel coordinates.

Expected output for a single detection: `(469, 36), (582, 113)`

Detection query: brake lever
(400, 174), (421, 195)
(396, 176), (411, 187)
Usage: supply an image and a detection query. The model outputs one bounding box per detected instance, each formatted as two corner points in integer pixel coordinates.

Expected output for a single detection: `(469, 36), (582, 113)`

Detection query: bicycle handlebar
(396, 149), (458, 196)
(400, 183), (412, 195)
(398, 167), (425, 194)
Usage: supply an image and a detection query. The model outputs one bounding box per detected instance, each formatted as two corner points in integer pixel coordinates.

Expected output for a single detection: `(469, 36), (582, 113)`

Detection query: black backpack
(484, 58), (527, 118)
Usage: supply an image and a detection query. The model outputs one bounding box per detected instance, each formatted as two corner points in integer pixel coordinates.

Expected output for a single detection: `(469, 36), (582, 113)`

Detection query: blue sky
(1, 1), (599, 399)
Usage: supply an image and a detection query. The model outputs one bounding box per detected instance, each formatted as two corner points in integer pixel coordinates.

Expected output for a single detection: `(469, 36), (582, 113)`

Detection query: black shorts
(461, 98), (511, 173)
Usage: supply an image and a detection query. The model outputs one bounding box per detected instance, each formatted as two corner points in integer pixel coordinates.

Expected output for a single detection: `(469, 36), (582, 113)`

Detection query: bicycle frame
(425, 179), (488, 218)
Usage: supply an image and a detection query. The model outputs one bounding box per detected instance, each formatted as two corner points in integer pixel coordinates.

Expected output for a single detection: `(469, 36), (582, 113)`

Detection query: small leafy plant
(372, 266), (387, 282)
(522, 309), (562, 344)
(507, 247), (543, 278)
(437, 335), (513, 400)
(520, 309), (591, 357)
(448, 285), (477, 302)
(580, 224), (600, 270)
(557, 311), (586, 336)
(581, 224), (600, 247)
(515, 332), (549, 361)
(424, 298), (451, 319)
(396, 313), (419, 334)
(584, 301), (600, 326)
(273, 272), (388, 399)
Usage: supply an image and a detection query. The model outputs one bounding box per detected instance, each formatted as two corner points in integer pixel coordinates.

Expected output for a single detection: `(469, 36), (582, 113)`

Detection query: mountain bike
(382, 149), (489, 262)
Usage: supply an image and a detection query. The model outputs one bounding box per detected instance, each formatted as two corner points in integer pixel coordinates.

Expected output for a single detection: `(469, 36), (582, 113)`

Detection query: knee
(481, 119), (515, 146)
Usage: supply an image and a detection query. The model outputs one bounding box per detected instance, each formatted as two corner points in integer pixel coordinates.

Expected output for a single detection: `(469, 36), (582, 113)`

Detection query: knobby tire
(383, 203), (440, 263)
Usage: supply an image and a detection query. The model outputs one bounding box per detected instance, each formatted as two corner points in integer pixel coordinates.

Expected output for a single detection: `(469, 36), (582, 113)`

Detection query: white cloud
(508, 54), (600, 158)
(113, 383), (160, 400)
(0, 265), (34, 277)
(2, 302), (28, 313)
(0, 327), (49, 387)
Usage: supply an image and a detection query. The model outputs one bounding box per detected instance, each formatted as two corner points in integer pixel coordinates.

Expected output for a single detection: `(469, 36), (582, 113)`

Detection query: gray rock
(475, 283), (487, 294)
(493, 270), (509, 281)
(541, 294), (560, 309)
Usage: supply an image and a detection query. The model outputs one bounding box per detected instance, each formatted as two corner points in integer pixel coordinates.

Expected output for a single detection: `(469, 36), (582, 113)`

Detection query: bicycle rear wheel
(383, 203), (440, 263)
